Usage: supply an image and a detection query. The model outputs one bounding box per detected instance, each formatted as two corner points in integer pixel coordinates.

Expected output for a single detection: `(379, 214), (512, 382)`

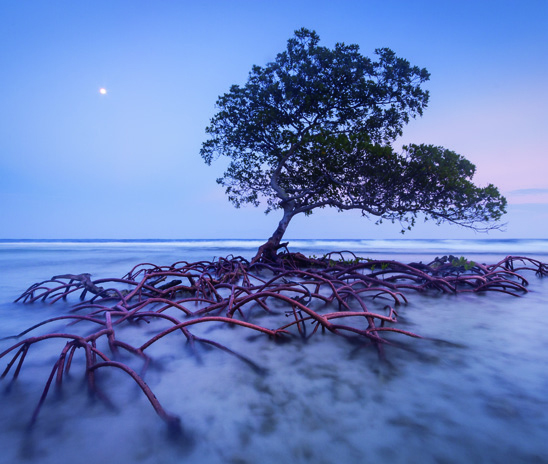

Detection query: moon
(99, 88), (107, 95)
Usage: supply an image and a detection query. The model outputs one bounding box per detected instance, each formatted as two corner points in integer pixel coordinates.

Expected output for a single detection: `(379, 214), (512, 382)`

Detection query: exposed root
(2, 252), (546, 432)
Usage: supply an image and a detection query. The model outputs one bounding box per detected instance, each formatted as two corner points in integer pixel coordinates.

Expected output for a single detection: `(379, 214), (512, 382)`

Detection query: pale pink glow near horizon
(400, 91), (547, 200)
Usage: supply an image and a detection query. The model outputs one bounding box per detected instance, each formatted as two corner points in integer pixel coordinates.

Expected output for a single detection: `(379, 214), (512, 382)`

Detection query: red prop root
(2, 253), (546, 432)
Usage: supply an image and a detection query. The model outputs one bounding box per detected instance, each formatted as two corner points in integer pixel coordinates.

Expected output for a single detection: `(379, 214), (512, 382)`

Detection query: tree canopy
(201, 28), (507, 261)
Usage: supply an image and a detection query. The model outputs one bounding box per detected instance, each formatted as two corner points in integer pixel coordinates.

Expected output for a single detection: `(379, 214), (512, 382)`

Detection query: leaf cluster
(200, 28), (506, 233)
(201, 28), (429, 207)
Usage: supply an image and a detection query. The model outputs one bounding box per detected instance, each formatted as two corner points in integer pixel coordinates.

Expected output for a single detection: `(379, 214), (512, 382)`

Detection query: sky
(0, 0), (547, 240)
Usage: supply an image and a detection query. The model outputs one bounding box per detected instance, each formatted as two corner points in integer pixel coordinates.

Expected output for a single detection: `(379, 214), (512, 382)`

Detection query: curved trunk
(252, 208), (295, 263)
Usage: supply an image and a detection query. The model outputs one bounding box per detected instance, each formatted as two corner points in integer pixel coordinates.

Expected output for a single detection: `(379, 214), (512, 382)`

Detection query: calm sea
(1, 239), (547, 463)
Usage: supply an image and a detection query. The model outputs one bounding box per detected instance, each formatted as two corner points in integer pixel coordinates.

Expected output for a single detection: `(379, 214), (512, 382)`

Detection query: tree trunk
(252, 208), (294, 264)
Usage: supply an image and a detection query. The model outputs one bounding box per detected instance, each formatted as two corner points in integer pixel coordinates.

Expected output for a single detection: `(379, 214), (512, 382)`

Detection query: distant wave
(1, 238), (547, 255)
(282, 239), (548, 255)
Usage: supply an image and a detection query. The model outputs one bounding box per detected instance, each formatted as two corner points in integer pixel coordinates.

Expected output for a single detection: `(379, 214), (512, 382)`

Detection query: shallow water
(1, 240), (547, 464)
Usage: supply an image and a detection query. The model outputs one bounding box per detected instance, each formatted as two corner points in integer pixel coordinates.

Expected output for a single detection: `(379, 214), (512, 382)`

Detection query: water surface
(1, 240), (547, 463)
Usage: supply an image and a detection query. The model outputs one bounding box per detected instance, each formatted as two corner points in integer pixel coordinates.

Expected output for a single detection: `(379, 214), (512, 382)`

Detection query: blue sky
(1, 0), (547, 240)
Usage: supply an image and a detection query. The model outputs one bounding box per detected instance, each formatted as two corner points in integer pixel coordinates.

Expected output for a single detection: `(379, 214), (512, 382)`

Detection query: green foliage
(309, 253), (367, 267)
(201, 28), (507, 243)
(451, 256), (476, 271)
(328, 256), (366, 267)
